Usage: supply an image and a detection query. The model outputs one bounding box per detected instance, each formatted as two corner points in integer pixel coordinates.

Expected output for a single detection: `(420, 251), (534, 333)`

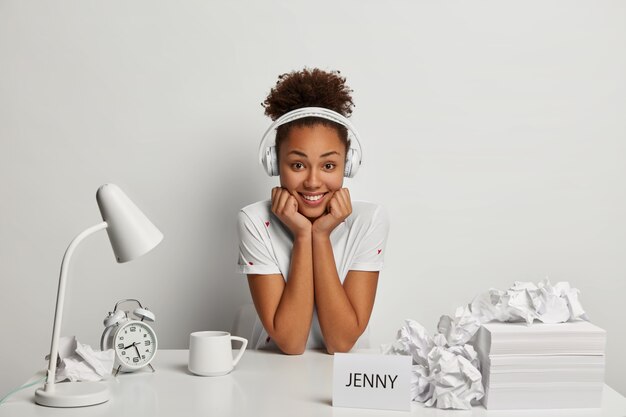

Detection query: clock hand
(134, 343), (141, 358)
(123, 342), (138, 350)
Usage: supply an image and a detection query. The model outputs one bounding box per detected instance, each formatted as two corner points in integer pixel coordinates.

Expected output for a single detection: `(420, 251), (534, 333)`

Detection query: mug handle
(231, 336), (248, 367)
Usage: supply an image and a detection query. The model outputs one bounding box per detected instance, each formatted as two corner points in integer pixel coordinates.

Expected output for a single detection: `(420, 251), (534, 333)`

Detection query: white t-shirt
(236, 199), (389, 350)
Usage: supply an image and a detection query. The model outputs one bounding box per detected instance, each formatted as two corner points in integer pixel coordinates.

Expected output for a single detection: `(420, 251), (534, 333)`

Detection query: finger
(332, 189), (350, 217)
(276, 188), (292, 214)
(333, 188), (346, 206)
(330, 189), (346, 209)
(340, 188), (352, 213)
(272, 187), (288, 213)
(327, 196), (342, 218)
(288, 191), (300, 211)
(271, 187), (281, 213)
(325, 191), (337, 214)
(287, 194), (299, 213)
(339, 187), (350, 198)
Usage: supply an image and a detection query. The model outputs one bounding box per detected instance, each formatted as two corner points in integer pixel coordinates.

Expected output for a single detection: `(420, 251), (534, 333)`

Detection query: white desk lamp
(35, 184), (163, 407)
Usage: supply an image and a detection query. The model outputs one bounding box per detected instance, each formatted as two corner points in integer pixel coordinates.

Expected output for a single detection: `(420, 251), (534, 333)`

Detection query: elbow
(266, 325), (308, 355)
(274, 338), (306, 355)
(325, 340), (355, 355)
(279, 343), (306, 355)
(325, 327), (365, 354)
(282, 347), (306, 355)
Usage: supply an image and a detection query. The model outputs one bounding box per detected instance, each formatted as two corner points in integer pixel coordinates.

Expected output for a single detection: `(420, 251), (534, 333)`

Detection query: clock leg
(114, 365), (122, 377)
(148, 363), (155, 373)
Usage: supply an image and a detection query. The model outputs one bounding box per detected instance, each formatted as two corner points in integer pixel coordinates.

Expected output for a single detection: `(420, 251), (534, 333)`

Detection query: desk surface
(2, 350), (625, 417)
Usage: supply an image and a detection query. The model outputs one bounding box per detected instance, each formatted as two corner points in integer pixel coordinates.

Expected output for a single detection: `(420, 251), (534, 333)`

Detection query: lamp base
(35, 382), (109, 407)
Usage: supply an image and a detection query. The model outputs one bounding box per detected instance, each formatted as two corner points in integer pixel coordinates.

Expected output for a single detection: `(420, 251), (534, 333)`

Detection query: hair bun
(262, 68), (354, 120)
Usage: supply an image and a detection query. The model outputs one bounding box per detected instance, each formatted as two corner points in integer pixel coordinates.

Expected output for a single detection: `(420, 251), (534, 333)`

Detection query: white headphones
(258, 107), (363, 178)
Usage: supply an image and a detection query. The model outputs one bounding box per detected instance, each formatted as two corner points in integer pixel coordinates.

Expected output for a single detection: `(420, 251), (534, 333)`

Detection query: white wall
(1, 0), (625, 398)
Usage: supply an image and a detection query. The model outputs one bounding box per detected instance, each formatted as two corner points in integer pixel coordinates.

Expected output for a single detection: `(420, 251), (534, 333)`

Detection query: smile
(298, 192), (328, 206)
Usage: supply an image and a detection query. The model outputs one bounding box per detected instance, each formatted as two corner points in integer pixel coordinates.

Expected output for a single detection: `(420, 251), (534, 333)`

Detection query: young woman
(237, 68), (389, 354)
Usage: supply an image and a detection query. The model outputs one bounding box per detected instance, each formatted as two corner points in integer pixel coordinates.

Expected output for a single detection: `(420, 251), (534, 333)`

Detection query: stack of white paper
(473, 320), (606, 410)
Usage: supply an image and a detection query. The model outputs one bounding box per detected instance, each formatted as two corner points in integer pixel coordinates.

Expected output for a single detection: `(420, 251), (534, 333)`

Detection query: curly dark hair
(262, 68), (355, 157)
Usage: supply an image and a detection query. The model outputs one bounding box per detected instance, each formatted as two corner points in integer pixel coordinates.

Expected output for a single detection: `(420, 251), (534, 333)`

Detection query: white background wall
(1, 0), (624, 399)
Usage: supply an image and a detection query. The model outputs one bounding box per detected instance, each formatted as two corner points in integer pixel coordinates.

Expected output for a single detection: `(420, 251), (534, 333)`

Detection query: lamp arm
(43, 221), (108, 392)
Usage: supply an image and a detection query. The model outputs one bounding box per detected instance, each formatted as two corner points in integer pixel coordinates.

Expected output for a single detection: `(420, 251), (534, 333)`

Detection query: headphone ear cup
(344, 148), (360, 178)
(133, 307), (156, 322)
(103, 310), (125, 328)
(262, 146), (279, 177)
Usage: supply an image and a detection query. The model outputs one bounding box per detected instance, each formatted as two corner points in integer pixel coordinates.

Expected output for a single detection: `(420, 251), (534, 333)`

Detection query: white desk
(2, 350), (625, 417)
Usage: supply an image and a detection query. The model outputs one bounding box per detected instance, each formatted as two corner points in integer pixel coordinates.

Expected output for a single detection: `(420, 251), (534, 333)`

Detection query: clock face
(114, 321), (157, 369)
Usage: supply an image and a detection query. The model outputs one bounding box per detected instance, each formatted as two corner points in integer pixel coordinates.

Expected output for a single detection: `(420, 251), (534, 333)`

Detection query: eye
(292, 162), (305, 170)
(324, 163), (336, 170)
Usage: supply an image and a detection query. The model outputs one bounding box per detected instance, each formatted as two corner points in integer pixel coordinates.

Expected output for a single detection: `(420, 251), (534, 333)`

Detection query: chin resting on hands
(312, 188), (352, 236)
(271, 187), (312, 236)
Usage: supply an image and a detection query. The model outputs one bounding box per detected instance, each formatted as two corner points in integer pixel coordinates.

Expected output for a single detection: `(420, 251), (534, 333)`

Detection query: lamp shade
(96, 184), (163, 263)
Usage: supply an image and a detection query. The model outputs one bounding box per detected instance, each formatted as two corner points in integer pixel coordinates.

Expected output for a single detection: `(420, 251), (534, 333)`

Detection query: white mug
(188, 331), (248, 376)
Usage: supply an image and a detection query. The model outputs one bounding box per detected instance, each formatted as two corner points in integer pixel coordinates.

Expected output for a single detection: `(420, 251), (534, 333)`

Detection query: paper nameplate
(332, 353), (411, 411)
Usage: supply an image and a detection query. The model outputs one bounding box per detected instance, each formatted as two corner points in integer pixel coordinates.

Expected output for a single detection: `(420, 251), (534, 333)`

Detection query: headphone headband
(258, 107), (363, 176)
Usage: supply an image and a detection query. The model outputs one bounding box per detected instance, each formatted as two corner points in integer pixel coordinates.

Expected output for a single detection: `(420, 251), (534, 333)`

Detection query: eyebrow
(287, 150), (341, 158)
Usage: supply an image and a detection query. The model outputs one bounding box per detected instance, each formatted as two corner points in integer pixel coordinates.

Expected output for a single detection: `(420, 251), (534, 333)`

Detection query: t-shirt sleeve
(349, 205), (390, 271)
(236, 210), (282, 275)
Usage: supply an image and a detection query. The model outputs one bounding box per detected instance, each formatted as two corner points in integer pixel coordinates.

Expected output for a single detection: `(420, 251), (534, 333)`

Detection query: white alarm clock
(101, 299), (158, 375)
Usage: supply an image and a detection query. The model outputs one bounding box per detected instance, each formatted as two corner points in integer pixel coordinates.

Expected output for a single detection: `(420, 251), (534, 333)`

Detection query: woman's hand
(271, 187), (312, 237)
(312, 188), (352, 237)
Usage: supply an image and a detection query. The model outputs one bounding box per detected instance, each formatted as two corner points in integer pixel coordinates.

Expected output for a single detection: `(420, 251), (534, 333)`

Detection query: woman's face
(278, 124), (345, 222)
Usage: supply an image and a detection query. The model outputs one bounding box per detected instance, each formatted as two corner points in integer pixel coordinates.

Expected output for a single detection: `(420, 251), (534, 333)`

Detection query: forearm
(271, 232), (315, 354)
(312, 232), (363, 354)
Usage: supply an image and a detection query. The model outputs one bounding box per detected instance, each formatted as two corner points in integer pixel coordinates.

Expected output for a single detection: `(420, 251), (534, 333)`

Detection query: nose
(303, 168), (321, 189)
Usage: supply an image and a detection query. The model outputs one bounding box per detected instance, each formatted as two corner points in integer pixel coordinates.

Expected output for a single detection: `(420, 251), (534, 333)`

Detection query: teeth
(302, 194), (324, 201)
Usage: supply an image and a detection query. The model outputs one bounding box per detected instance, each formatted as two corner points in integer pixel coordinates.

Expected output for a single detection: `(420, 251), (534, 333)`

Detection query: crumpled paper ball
(46, 336), (115, 382)
(383, 320), (484, 409)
